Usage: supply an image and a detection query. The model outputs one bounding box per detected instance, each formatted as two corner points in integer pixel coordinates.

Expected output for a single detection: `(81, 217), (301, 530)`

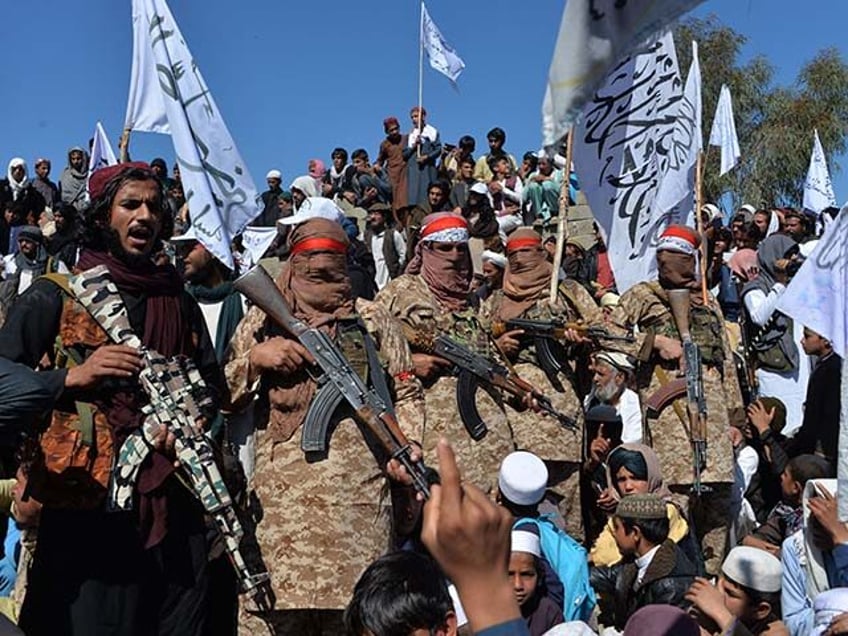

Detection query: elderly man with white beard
(583, 351), (642, 444)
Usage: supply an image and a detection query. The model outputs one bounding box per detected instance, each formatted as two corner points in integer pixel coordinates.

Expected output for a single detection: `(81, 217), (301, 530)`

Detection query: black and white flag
(573, 31), (695, 293)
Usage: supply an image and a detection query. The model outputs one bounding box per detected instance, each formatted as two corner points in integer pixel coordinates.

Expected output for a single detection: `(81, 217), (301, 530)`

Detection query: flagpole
(417, 0), (424, 159)
(550, 127), (574, 305)
(695, 150), (709, 305)
(119, 127), (131, 163)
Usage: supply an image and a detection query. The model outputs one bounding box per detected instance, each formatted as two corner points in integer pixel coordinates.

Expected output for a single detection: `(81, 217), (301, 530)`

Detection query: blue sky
(2, 0), (846, 206)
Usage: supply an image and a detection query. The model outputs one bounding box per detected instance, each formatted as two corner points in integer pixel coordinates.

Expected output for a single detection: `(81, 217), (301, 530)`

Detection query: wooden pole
(549, 127), (574, 305)
(416, 1), (424, 160)
(118, 127), (132, 163)
(695, 150), (709, 305)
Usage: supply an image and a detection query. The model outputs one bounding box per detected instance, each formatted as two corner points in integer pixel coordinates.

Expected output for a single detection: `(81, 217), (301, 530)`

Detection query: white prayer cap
(265, 169), (282, 180)
(278, 197), (345, 226)
(594, 350), (635, 372)
(470, 182), (488, 195)
(701, 203), (722, 221)
(599, 292), (620, 308)
(815, 588), (848, 613)
(511, 529), (541, 557)
(721, 546), (782, 593)
(481, 250), (507, 269)
(498, 451), (548, 506)
(542, 622), (598, 636)
(814, 588), (848, 634)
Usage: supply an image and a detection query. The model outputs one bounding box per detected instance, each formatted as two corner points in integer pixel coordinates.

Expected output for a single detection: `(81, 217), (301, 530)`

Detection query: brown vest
(32, 297), (115, 510)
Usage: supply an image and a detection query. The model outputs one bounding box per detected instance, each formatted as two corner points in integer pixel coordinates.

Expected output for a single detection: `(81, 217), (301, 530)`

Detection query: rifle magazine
(455, 371), (489, 441)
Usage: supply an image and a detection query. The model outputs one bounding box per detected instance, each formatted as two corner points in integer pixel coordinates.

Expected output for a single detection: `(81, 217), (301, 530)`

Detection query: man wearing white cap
(685, 546), (786, 635)
(584, 351), (641, 444)
(252, 169), (284, 228)
(476, 249), (506, 302)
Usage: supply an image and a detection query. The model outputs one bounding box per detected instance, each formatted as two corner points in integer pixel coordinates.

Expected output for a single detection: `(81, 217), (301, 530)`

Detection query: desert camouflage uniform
(479, 280), (602, 541)
(375, 274), (515, 494)
(225, 297), (425, 634)
(608, 281), (746, 574)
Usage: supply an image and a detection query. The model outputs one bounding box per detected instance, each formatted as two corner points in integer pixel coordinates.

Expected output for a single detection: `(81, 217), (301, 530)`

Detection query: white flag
(88, 121), (118, 177)
(126, 0), (259, 269)
(86, 122), (118, 200)
(240, 226), (278, 269)
(573, 31), (687, 293)
(708, 84), (741, 176)
(653, 40), (702, 228)
(542, 0), (706, 146)
(776, 205), (848, 518)
(125, 3), (169, 134)
(421, 3), (465, 83)
(803, 129), (837, 213)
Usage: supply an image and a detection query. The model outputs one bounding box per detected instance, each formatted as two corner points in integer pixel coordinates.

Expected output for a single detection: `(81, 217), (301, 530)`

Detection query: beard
(594, 376), (623, 403)
(105, 227), (156, 268)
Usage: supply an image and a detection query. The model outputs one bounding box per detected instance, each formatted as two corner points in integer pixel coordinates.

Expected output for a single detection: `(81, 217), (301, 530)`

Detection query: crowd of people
(0, 107), (843, 636)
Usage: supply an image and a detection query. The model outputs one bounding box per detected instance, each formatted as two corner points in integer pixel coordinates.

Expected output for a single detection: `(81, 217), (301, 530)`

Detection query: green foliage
(674, 16), (848, 209)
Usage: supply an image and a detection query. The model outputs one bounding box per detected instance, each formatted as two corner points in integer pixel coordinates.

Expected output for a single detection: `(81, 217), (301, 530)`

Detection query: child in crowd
(590, 493), (697, 630)
(729, 422), (761, 546)
(589, 444), (699, 571)
(497, 451), (595, 622)
(744, 396), (790, 518)
(509, 528), (563, 635)
(0, 439), (42, 624)
(782, 480), (848, 636)
(686, 546), (787, 635)
(741, 454), (832, 556)
(344, 551), (459, 636)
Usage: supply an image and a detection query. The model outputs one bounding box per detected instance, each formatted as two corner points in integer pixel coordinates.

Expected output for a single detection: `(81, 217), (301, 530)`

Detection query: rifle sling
(653, 366), (691, 438)
(301, 321), (397, 455)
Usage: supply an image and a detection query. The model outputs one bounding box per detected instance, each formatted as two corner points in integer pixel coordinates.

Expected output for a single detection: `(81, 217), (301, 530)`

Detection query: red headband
(660, 225), (699, 248)
(290, 237), (347, 256)
(506, 237), (542, 253)
(421, 215), (468, 238)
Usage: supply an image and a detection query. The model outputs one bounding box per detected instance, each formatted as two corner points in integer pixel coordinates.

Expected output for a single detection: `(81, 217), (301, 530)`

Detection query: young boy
(741, 454), (832, 556)
(509, 528), (563, 635)
(345, 551), (458, 636)
(686, 546), (787, 635)
(590, 493), (697, 630)
(497, 452), (595, 623)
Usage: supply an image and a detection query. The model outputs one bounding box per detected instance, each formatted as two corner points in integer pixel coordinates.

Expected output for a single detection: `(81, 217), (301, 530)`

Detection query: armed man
(0, 163), (221, 635)
(478, 227), (608, 540)
(224, 215), (427, 635)
(607, 224), (745, 575)
(375, 212), (516, 493)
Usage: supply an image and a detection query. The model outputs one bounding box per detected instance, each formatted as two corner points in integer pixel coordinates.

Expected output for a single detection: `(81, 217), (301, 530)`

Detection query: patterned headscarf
(407, 213), (471, 312)
(498, 228), (552, 321)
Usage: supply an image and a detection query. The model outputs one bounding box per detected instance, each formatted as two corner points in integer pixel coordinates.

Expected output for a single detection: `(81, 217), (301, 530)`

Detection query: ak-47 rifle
(491, 318), (634, 378)
(407, 329), (578, 440)
(69, 266), (273, 610)
(668, 289), (709, 496)
(233, 266), (437, 499)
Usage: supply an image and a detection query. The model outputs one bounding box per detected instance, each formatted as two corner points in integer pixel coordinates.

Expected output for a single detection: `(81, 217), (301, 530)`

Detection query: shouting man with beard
(0, 162), (220, 635)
